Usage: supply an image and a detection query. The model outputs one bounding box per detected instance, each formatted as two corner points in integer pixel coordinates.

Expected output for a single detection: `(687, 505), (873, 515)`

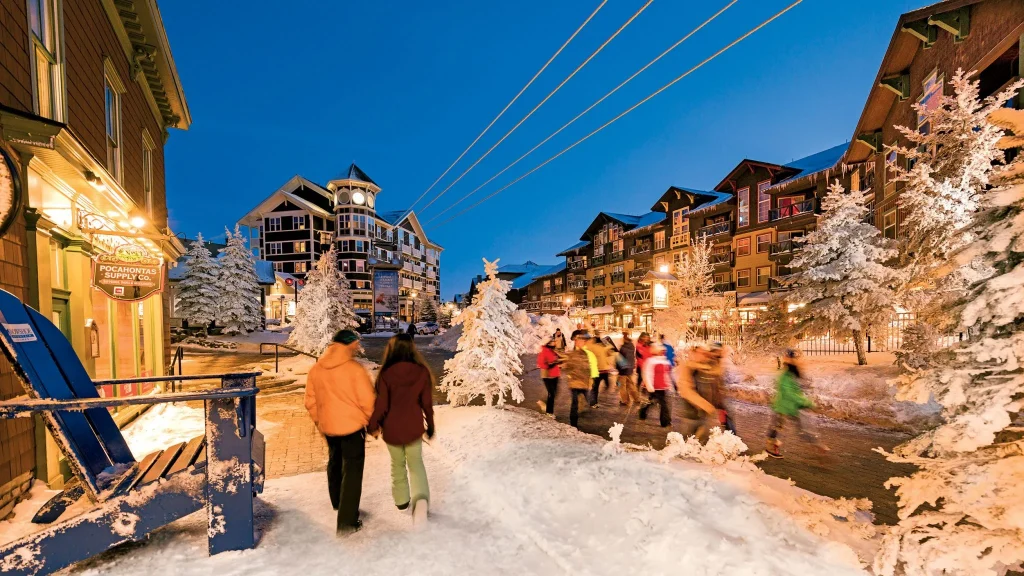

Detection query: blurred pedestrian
(586, 331), (615, 407)
(765, 349), (830, 459)
(536, 336), (564, 418)
(552, 328), (567, 352)
(367, 333), (435, 524)
(564, 332), (598, 428)
(617, 332), (640, 406)
(638, 343), (673, 427)
(635, 332), (652, 390)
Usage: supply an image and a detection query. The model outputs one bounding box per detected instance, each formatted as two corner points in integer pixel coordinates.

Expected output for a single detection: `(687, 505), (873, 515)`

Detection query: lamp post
(410, 290), (418, 326)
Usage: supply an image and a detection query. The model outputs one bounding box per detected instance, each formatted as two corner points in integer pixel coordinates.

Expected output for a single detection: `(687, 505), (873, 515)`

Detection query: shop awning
(737, 291), (770, 307)
(637, 270), (677, 284)
(588, 305), (614, 315)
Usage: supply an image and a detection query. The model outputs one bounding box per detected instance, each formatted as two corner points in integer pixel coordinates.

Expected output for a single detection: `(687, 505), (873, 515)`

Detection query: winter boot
(536, 400), (546, 413)
(412, 499), (429, 529)
(765, 438), (782, 459)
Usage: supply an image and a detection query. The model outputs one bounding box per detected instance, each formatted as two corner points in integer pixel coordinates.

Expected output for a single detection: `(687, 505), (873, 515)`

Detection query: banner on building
(373, 269), (399, 315)
(92, 244), (164, 302)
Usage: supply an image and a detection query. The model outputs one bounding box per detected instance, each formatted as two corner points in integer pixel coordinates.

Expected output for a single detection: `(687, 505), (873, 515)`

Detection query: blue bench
(0, 289), (265, 575)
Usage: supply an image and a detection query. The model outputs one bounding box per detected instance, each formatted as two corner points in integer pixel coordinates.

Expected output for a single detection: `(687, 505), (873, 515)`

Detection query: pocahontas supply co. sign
(92, 244), (164, 302)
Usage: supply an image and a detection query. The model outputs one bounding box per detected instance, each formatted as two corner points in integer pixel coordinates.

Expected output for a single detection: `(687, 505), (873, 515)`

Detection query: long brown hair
(378, 333), (436, 387)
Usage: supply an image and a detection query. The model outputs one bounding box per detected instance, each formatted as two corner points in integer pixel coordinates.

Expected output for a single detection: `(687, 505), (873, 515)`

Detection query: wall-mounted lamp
(84, 171), (107, 192)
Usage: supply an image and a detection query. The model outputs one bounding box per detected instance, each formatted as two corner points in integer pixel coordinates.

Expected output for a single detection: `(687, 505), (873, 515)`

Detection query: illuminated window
(294, 261), (308, 274)
(756, 232), (772, 254)
(103, 61), (125, 181)
(883, 209), (897, 239)
(29, 0), (63, 120)
(737, 187), (750, 227)
(756, 266), (771, 286)
(757, 181), (771, 223)
(142, 130), (155, 215)
(293, 241), (307, 253)
(736, 269), (750, 288)
(736, 237), (751, 257)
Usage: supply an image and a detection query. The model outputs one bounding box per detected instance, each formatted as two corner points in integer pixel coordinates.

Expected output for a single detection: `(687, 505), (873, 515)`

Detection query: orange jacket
(304, 343), (376, 437)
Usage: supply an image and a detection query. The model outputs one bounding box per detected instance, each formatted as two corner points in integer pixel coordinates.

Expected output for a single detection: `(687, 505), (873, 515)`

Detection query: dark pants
(569, 389), (589, 428)
(326, 430), (365, 530)
(542, 377), (559, 414)
(590, 374), (608, 406)
(638, 390), (671, 427)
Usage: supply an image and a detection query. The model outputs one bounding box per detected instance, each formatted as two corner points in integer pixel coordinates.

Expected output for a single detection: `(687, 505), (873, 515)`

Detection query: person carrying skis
(563, 332), (598, 428)
(638, 343), (674, 427)
(616, 331), (639, 406)
(765, 349), (830, 459)
(536, 336), (564, 418)
(367, 333), (435, 524)
(304, 329), (375, 534)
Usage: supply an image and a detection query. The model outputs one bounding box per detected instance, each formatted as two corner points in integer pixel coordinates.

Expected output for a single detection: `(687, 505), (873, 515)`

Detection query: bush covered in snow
(658, 428), (766, 468)
(514, 311), (576, 353)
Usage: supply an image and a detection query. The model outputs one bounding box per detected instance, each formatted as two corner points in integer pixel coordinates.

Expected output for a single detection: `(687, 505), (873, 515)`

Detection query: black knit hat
(333, 329), (361, 345)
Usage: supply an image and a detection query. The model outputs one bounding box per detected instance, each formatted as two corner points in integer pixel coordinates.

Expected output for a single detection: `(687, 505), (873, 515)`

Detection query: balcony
(709, 251), (734, 268)
(670, 234), (689, 249)
(592, 275), (606, 287)
(769, 198), (816, 222)
(768, 277), (790, 292)
(568, 259), (587, 271)
(629, 243), (651, 256)
(568, 279), (589, 290)
(713, 281), (735, 293)
(610, 271), (625, 284)
(697, 221), (731, 239)
(768, 239), (804, 262)
(592, 255), (605, 266)
(611, 289), (651, 305)
(609, 250), (624, 262)
(519, 300), (543, 312)
(628, 267), (651, 282)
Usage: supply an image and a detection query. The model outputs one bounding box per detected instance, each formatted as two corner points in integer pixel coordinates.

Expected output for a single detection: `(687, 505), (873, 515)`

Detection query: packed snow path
(72, 407), (871, 575)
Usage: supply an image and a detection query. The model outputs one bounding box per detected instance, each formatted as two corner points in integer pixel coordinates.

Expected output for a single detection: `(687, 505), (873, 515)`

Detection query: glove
(718, 409), (728, 425)
(426, 425), (435, 439)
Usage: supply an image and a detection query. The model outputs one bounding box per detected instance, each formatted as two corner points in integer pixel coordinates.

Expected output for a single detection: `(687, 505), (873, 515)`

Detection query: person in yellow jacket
(304, 329), (375, 534)
(564, 332), (598, 428)
(585, 332), (615, 407)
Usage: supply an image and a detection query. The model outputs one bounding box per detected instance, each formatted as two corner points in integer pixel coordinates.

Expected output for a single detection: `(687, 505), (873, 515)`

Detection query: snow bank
(429, 324), (461, 351)
(729, 354), (941, 432)
(74, 406), (876, 575)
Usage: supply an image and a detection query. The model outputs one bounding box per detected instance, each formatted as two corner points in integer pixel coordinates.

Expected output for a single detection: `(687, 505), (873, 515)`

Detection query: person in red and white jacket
(639, 343), (673, 427)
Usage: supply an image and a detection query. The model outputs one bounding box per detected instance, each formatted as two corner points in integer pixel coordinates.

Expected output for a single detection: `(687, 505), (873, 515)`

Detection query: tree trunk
(852, 328), (868, 365)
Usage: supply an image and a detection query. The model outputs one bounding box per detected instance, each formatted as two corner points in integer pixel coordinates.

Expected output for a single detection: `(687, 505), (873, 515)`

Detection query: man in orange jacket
(304, 329), (376, 534)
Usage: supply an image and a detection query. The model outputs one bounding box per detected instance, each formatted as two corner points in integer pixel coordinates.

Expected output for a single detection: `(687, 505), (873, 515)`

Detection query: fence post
(867, 334), (872, 353)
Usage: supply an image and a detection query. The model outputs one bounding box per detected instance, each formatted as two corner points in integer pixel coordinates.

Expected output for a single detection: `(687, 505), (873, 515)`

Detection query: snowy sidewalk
(66, 406), (874, 575)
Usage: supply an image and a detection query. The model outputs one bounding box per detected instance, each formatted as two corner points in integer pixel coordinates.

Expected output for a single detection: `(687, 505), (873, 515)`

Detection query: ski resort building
(237, 164), (443, 326)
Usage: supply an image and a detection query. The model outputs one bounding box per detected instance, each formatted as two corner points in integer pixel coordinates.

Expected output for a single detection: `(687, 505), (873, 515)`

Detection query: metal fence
(796, 312), (965, 356)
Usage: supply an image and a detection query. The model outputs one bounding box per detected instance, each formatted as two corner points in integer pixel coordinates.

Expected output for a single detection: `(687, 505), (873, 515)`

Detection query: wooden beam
(929, 6), (970, 42)
(879, 72), (911, 100)
(901, 19), (937, 48)
(857, 131), (883, 153)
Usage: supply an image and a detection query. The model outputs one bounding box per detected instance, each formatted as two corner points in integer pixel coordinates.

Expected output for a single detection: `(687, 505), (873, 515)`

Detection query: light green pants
(387, 439), (429, 507)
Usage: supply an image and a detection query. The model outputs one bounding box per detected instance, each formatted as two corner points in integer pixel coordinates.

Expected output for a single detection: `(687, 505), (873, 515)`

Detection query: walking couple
(304, 329), (435, 534)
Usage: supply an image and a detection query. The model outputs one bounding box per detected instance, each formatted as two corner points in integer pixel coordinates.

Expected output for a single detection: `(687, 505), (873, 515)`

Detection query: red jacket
(537, 346), (562, 378)
(642, 356), (672, 392)
(636, 342), (651, 369)
(367, 362), (434, 446)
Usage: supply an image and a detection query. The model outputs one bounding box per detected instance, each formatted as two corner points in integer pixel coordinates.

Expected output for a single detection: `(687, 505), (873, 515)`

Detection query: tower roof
(335, 163), (377, 186)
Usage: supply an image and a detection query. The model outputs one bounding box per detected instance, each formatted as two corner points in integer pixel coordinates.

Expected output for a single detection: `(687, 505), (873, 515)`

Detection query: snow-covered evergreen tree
(741, 293), (791, 360)
(875, 107), (1024, 576)
(439, 258), (525, 407)
(653, 236), (721, 347)
(437, 302), (455, 328)
(784, 181), (898, 365)
(415, 291), (438, 322)
(216, 225), (262, 334)
(175, 233), (220, 334)
(287, 245), (360, 355)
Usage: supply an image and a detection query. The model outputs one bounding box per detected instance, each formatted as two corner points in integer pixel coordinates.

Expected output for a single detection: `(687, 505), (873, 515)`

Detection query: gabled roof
(650, 186), (717, 213)
(580, 212), (648, 240)
(335, 163), (377, 186)
(845, 0), (991, 163)
(237, 176), (334, 226)
(377, 209), (408, 226)
(770, 143), (850, 193)
(378, 210), (444, 251)
(556, 241), (591, 257)
(713, 159), (796, 192)
(510, 262), (564, 290)
(622, 211), (667, 237)
(498, 261), (550, 275)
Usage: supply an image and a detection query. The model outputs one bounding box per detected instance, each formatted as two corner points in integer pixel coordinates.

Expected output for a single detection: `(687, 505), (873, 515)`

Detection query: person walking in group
(536, 336), (564, 418)
(659, 334), (676, 369)
(586, 332), (614, 407)
(616, 332), (640, 406)
(552, 328), (567, 352)
(304, 329), (376, 534)
(765, 349), (830, 459)
(367, 333), (435, 524)
(635, 332), (652, 390)
(564, 332), (598, 428)
(676, 347), (719, 439)
(638, 343), (673, 427)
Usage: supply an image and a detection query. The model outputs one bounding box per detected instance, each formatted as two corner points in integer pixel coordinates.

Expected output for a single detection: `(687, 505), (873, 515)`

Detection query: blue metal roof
(682, 190), (734, 216)
(556, 241), (590, 257)
(498, 261), (552, 275)
(511, 262), (565, 290)
(778, 143), (849, 185)
(378, 210), (408, 225)
(601, 212), (643, 226)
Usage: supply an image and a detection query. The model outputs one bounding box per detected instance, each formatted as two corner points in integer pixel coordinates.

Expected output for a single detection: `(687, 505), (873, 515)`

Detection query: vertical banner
(373, 269), (399, 316)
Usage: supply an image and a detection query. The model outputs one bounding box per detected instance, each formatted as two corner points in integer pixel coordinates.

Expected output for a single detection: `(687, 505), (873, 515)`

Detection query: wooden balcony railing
(611, 289), (651, 305)
(610, 250), (624, 262)
(568, 280), (589, 290)
(713, 281), (735, 293)
(697, 221), (731, 238)
(628, 268), (651, 282)
(568, 259), (587, 270)
(592, 255), (605, 266)
(709, 251), (733, 267)
(629, 244), (651, 256)
(769, 198), (816, 222)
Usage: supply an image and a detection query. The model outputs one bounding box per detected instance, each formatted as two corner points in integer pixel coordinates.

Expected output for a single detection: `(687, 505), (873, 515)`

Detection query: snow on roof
(602, 213), (643, 227)
(534, 262), (567, 280)
(556, 241), (591, 257)
(772, 142), (850, 192)
(378, 210), (408, 225)
(622, 211), (667, 236)
(498, 261), (548, 275)
(681, 190), (734, 216)
(510, 262), (563, 290)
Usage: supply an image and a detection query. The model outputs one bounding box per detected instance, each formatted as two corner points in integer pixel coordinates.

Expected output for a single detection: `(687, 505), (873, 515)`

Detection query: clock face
(338, 191), (350, 204)
(367, 193), (375, 208)
(352, 190), (366, 205)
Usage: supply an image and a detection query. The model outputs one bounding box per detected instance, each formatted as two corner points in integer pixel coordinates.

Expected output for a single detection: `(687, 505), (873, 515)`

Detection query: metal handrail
(165, 346), (184, 393)
(259, 342), (318, 373)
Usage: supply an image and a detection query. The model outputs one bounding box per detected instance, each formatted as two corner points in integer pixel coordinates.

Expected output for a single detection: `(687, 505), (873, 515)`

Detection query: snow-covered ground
(206, 329), (289, 353)
(57, 406), (875, 575)
(121, 402), (207, 459)
(728, 353), (940, 432)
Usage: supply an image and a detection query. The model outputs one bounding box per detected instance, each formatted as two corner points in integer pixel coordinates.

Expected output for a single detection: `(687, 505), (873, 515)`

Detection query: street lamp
(410, 290), (418, 325)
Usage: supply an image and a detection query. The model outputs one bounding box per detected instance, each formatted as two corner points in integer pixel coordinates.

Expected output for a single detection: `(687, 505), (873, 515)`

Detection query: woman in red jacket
(368, 334), (435, 523)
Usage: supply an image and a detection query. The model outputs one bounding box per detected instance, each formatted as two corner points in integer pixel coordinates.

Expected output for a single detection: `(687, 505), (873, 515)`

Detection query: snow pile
(428, 323), (462, 351)
(659, 428), (766, 468)
(601, 422), (625, 457)
(727, 354), (941, 432)
(73, 406), (877, 575)
(178, 336), (237, 351)
(513, 311), (575, 353)
(121, 403), (205, 459)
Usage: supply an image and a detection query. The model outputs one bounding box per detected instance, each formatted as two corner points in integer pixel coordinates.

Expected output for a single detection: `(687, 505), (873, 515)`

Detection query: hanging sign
(373, 269), (399, 316)
(0, 147), (24, 238)
(92, 244), (164, 302)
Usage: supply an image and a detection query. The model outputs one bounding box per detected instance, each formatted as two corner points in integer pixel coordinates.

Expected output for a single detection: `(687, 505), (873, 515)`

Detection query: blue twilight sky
(161, 0), (924, 299)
